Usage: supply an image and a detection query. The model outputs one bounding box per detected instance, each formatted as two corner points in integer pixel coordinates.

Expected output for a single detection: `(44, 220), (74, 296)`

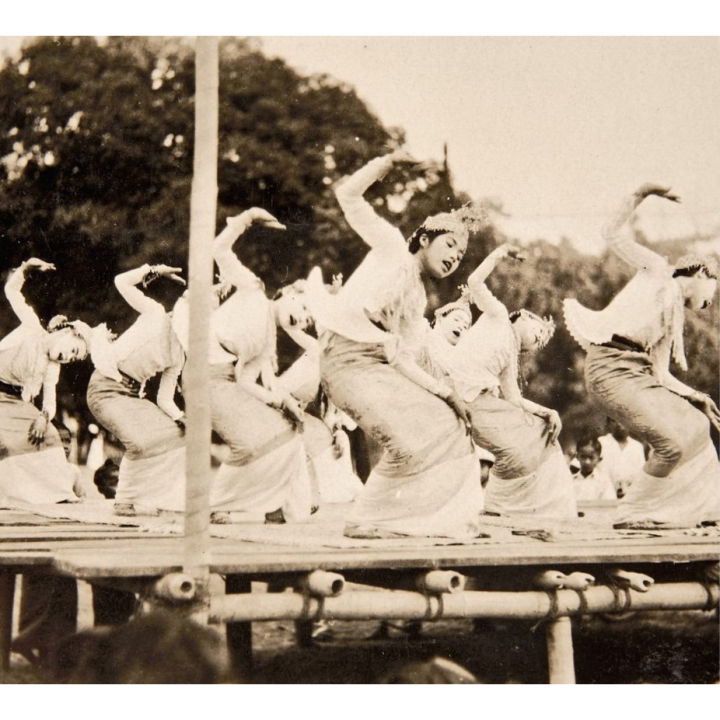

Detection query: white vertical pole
(546, 616), (576, 684)
(183, 37), (218, 600)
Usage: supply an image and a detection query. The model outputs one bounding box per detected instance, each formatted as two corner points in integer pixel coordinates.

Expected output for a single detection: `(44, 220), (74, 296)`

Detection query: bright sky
(259, 37), (720, 252)
(2, 29), (719, 253)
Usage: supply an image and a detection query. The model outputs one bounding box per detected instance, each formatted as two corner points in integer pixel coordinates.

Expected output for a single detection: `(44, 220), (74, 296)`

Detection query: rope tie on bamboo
(609, 584), (633, 614)
(700, 581), (717, 613)
(421, 593), (444, 621)
(299, 590), (324, 622)
(530, 590), (560, 633)
(573, 589), (589, 617)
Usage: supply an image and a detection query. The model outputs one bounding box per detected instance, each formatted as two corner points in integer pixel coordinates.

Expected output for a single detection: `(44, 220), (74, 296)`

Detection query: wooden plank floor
(1, 507), (718, 579)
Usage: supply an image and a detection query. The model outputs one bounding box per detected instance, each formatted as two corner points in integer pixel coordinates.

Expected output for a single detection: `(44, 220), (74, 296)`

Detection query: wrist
(436, 383), (453, 400)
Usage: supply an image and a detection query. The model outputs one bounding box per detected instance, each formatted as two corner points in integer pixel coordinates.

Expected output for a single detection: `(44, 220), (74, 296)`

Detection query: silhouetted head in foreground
(52, 610), (229, 683)
(379, 655), (478, 684)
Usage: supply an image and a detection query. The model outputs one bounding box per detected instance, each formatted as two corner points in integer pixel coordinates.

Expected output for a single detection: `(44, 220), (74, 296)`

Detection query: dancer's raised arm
(603, 184), (679, 272)
(214, 208), (285, 291)
(5, 258), (54, 328)
(335, 150), (410, 251)
(114, 264), (183, 315)
(467, 243), (525, 318)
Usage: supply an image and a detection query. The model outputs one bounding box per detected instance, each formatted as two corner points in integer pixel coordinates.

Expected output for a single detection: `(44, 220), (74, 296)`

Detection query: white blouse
(563, 202), (686, 369)
(444, 282), (518, 403)
(308, 155), (428, 350)
(94, 266), (185, 421)
(208, 251), (277, 377)
(0, 267), (53, 402)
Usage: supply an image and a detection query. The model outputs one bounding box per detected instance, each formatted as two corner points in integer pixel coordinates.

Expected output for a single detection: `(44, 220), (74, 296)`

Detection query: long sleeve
(4, 266), (42, 329)
(335, 154), (406, 252)
(393, 339), (453, 399)
(213, 223), (264, 292)
(114, 266), (165, 315)
(156, 363), (184, 421)
(602, 194), (668, 273)
(40, 361), (60, 419)
(650, 334), (697, 399)
(498, 356), (523, 406)
(468, 280), (508, 319)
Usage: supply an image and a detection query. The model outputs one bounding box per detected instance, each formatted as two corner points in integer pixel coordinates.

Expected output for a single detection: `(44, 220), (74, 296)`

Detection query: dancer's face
(435, 309), (470, 345)
(513, 313), (548, 353)
(48, 330), (87, 363)
(418, 232), (467, 279)
(275, 289), (312, 331)
(681, 273), (716, 311)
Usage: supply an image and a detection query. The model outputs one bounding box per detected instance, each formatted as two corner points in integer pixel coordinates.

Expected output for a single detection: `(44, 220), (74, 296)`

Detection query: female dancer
(0, 258), (90, 505)
(277, 269), (363, 505)
(435, 243), (577, 519)
(311, 150), (483, 538)
(86, 263), (186, 515)
(564, 184), (720, 527)
(175, 208), (313, 523)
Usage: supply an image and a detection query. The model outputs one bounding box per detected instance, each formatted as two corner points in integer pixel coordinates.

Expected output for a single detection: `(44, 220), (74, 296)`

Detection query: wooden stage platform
(1, 501), (719, 682)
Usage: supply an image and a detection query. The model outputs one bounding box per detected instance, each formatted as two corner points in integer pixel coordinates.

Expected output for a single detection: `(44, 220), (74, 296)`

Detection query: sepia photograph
(0, 13), (718, 690)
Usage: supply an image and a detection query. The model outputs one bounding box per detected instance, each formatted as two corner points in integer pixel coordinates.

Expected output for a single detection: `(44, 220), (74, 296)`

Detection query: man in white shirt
(598, 417), (646, 498)
(572, 434), (617, 502)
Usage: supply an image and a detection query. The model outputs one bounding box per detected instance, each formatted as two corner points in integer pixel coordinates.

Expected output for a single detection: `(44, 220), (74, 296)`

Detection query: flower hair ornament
(47, 315), (108, 347)
(421, 203), (488, 244)
(433, 284), (473, 324)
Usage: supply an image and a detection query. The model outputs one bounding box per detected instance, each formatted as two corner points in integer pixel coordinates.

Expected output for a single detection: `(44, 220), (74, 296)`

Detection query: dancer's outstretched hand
(445, 390), (472, 434)
(542, 409), (562, 445)
(144, 264), (185, 286)
(495, 243), (526, 262)
(22, 258), (56, 273)
(280, 394), (305, 433)
(228, 207), (286, 233)
(634, 183), (681, 204)
(695, 393), (720, 433)
(388, 146), (416, 165)
(27, 415), (48, 445)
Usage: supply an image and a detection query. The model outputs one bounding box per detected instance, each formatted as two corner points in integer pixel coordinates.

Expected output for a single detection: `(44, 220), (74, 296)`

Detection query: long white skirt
(616, 439), (720, 526)
(209, 363), (312, 521)
(301, 416), (362, 504)
(86, 371), (185, 512)
(484, 444), (578, 520)
(0, 389), (77, 505)
(321, 333), (482, 538)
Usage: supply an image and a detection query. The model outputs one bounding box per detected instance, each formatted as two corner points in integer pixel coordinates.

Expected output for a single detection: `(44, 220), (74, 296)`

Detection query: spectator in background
(598, 417), (646, 498)
(572, 434), (617, 502)
(477, 446), (495, 489)
(56, 423), (84, 499)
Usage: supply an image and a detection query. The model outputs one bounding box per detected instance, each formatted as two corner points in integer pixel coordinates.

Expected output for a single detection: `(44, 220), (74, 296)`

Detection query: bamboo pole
(546, 617), (576, 684)
(183, 37), (219, 603)
(0, 571), (16, 674)
(209, 582), (718, 624)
